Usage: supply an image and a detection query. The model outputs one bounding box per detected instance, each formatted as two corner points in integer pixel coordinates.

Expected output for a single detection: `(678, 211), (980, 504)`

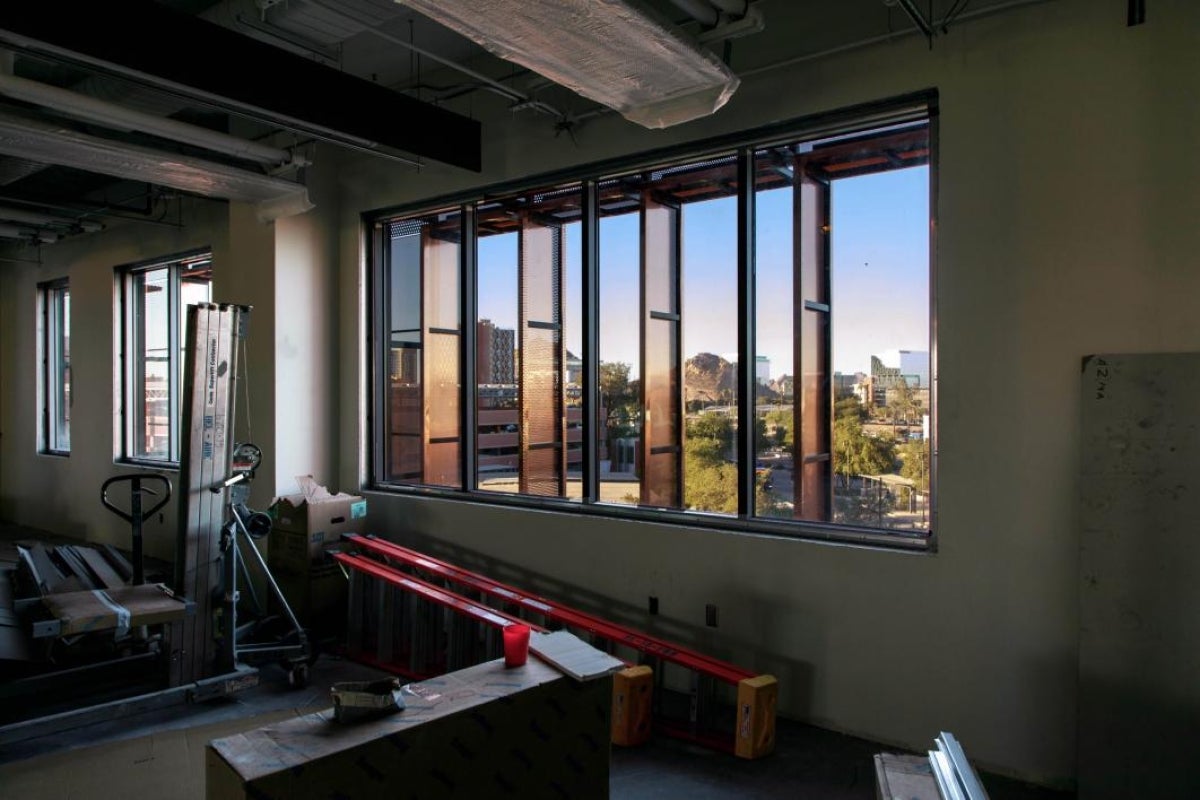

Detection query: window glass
(754, 124), (930, 531)
(123, 254), (212, 464)
(599, 157), (741, 512)
(475, 186), (582, 498)
(385, 210), (462, 488)
(373, 109), (932, 542)
(40, 280), (70, 454)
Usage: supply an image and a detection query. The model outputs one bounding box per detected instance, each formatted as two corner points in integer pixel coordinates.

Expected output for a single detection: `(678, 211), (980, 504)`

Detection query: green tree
(834, 395), (868, 423)
(755, 416), (771, 452)
(599, 361), (638, 451)
(764, 409), (792, 449)
(684, 414), (735, 512)
(899, 439), (930, 492)
(889, 379), (917, 438)
(684, 449), (739, 513)
(832, 414), (895, 489)
(688, 412), (733, 452)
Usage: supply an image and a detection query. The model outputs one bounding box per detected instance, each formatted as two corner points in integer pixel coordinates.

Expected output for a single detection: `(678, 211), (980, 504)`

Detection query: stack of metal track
(928, 731), (990, 800)
(15, 541), (141, 596)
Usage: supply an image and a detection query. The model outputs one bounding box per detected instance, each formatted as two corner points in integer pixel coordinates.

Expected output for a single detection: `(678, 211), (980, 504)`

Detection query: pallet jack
(0, 304), (310, 746)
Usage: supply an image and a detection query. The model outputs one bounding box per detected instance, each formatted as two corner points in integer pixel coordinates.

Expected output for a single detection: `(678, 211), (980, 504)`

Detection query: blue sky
(476, 165), (928, 379)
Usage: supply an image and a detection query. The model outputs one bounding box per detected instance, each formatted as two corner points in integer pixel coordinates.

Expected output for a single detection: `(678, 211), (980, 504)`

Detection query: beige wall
(336, 0), (1200, 787)
(0, 197), (228, 556)
(2, 0), (1197, 787)
(0, 148), (343, 554)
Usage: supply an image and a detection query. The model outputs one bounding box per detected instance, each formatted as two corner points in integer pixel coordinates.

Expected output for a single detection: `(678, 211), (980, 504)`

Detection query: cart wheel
(287, 662), (309, 689)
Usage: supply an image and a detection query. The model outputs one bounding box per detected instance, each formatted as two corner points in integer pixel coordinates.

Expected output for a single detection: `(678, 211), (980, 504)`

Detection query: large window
(371, 98), (934, 546)
(39, 279), (70, 455)
(120, 251), (212, 465)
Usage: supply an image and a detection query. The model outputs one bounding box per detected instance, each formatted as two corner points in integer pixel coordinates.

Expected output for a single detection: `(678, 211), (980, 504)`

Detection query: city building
(476, 319), (515, 385)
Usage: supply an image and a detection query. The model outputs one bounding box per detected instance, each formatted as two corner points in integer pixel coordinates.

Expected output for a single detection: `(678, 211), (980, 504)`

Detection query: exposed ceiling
(0, 0), (1046, 253)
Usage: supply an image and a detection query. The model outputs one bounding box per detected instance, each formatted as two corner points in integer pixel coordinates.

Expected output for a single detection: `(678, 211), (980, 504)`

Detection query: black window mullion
(581, 180), (599, 504)
(168, 265), (181, 463)
(40, 287), (50, 452)
(461, 204), (478, 492)
(736, 148), (757, 518)
(370, 221), (388, 485)
(132, 273), (148, 459)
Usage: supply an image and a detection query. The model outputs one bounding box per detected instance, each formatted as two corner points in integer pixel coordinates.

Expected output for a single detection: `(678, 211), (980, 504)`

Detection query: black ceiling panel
(0, 0), (482, 171)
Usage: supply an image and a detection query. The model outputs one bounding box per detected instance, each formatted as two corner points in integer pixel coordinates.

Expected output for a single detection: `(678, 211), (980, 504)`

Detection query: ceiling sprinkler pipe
(708, 0), (749, 17)
(667, 0), (720, 27)
(0, 73), (295, 167)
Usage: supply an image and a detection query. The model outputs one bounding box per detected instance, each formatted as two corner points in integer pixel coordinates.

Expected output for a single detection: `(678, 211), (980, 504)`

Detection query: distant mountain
(685, 353), (736, 405)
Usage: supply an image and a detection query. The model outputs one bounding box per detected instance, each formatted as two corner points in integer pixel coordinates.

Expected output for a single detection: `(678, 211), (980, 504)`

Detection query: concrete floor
(0, 520), (1067, 797)
(0, 652), (1072, 799)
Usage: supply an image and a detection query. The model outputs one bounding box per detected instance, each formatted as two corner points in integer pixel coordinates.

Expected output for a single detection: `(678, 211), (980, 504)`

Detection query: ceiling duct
(394, 0), (740, 129)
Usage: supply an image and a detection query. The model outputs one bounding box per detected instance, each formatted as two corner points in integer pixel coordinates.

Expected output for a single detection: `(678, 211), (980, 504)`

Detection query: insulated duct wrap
(395, 0), (740, 128)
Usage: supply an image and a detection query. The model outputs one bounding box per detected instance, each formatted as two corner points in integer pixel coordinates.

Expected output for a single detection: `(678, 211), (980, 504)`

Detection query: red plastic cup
(503, 623), (530, 667)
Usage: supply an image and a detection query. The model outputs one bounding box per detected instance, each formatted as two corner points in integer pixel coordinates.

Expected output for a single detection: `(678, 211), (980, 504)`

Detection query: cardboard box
(206, 657), (612, 800)
(268, 476), (367, 577)
(273, 562), (347, 635)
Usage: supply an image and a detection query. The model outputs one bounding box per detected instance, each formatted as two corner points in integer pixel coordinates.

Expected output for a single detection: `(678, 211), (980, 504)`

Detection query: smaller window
(120, 252), (212, 465)
(39, 279), (70, 454)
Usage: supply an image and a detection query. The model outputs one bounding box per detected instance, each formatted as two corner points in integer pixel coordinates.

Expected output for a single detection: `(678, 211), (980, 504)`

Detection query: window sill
(117, 458), (181, 472)
(369, 482), (934, 553)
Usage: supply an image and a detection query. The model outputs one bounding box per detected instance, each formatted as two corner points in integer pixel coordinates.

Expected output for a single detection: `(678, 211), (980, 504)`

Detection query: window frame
(118, 249), (213, 468)
(38, 277), (71, 456)
(367, 91), (938, 551)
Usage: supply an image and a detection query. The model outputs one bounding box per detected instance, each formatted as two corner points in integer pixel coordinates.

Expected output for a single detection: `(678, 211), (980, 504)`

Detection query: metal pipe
(0, 222), (55, 243)
(667, 0), (720, 27)
(895, 0), (934, 39)
(0, 204), (102, 232)
(305, 0), (562, 118)
(741, 0), (1055, 79)
(708, 0), (748, 16)
(0, 72), (295, 167)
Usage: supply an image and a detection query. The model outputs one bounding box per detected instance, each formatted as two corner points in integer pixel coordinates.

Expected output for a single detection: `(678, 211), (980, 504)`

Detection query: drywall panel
(1079, 353), (1200, 797)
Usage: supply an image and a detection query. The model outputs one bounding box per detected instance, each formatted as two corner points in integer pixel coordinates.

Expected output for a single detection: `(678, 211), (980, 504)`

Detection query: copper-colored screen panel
(425, 437), (461, 488)
(643, 318), (679, 507)
(643, 201), (678, 312)
(797, 174), (829, 305)
(519, 218), (564, 496)
(523, 446), (559, 498)
(423, 225), (461, 488)
(389, 385), (423, 480)
(798, 309), (830, 520)
(425, 333), (461, 487)
(641, 198), (681, 508)
(792, 169), (832, 521)
(800, 460), (830, 521)
(425, 227), (460, 330)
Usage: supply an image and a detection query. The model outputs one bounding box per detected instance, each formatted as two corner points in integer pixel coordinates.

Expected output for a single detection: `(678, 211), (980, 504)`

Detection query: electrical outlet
(705, 604), (718, 628)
